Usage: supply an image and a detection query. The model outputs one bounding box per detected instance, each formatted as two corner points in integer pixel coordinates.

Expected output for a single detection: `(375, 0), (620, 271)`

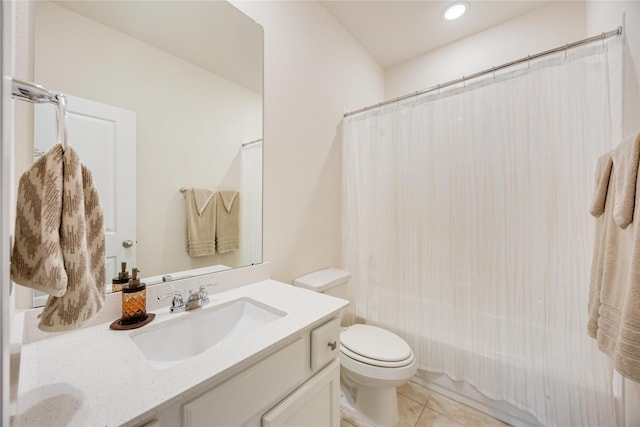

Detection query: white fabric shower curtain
(239, 141), (263, 266)
(343, 44), (621, 426)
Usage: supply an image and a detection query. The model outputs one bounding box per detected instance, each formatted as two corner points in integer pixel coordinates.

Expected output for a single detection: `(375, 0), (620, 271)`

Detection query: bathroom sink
(130, 297), (286, 366)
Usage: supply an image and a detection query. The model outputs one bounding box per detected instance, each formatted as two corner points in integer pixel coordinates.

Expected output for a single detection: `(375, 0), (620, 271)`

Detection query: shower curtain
(343, 43), (622, 426)
(239, 140), (263, 266)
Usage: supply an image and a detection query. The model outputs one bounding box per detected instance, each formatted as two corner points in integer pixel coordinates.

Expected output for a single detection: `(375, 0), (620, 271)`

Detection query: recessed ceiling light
(443, 2), (468, 21)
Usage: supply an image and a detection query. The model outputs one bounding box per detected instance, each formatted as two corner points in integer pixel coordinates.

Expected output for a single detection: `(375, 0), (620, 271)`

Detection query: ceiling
(320, 1), (550, 68)
(53, 1), (551, 86)
(53, 1), (263, 94)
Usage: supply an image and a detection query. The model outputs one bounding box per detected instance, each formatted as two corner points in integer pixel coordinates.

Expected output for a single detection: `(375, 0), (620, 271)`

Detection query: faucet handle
(199, 284), (215, 306)
(158, 289), (185, 313)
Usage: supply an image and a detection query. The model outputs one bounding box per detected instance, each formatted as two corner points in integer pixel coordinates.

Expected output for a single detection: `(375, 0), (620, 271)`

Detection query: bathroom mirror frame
(30, 0), (263, 304)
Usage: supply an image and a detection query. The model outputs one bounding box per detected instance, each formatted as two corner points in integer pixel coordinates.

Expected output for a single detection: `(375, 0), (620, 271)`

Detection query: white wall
(586, 1), (640, 137)
(34, 2), (262, 280)
(385, 1), (587, 100)
(231, 1), (385, 284)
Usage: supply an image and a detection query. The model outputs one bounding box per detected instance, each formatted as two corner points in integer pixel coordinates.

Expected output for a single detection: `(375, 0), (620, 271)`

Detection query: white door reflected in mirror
(34, 96), (136, 306)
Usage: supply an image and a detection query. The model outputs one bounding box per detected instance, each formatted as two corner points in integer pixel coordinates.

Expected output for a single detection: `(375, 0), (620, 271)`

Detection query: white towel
(37, 146), (106, 332)
(611, 131), (640, 229)
(185, 188), (216, 257)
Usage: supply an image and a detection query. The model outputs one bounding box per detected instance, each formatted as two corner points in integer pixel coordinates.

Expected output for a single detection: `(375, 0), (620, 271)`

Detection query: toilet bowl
(293, 268), (417, 427)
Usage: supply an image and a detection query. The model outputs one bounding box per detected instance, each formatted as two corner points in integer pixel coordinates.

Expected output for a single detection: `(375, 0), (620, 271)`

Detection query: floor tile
(398, 394), (425, 427)
(415, 407), (466, 427)
(427, 392), (511, 427)
(341, 386), (509, 427)
(460, 407), (511, 427)
(340, 409), (371, 427)
(426, 392), (468, 424)
(340, 418), (357, 427)
(398, 381), (432, 406)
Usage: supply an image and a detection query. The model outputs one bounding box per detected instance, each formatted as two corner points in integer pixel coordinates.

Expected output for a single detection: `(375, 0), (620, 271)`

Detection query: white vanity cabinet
(143, 317), (341, 427)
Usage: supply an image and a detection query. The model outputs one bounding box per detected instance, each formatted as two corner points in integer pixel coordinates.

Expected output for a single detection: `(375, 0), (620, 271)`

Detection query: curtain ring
(564, 43), (568, 58)
(492, 66), (496, 79)
(55, 94), (68, 151)
(463, 76), (466, 87)
(527, 55), (531, 69)
(437, 84), (440, 95)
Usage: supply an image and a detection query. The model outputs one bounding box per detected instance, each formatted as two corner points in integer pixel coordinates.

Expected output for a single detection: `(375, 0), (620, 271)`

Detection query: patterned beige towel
(11, 144), (67, 296)
(185, 188), (216, 257)
(38, 146), (106, 332)
(216, 191), (239, 253)
(611, 131), (640, 229)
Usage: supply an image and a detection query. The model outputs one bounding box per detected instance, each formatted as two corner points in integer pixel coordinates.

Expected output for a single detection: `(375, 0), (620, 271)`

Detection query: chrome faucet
(185, 284), (214, 310)
(157, 289), (185, 313)
(186, 289), (202, 311)
(198, 284), (213, 305)
(160, 284), (214, 312)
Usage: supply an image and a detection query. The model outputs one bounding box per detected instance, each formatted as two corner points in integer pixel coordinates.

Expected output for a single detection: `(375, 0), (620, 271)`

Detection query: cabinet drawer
(311, 318), (340, 371)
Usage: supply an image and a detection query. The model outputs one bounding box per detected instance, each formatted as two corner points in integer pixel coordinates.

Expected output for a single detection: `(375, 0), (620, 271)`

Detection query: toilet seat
(340, 324), (414, 368)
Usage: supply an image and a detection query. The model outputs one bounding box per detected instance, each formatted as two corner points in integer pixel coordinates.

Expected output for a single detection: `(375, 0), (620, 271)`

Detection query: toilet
(294, 268), (417, 427)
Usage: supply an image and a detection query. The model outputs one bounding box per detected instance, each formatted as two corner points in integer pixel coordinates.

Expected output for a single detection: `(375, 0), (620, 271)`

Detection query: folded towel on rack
(194, 188), (215, 216)
(216, 191), (239, 254)
(185, 188), (216, 257)
(588, 129), (640, 382)
(611, 131), (640, 229)
(11, 144), (67, 296)
(590, 152), (613, 217)
(38, 146), (106, 332)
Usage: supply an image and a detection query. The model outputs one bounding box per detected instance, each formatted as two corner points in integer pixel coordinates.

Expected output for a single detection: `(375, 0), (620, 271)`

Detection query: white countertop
(14, 280), (348, 427)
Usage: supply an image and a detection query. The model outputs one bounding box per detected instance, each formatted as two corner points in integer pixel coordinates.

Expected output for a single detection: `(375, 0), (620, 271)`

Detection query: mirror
(32, 0), (263, 300)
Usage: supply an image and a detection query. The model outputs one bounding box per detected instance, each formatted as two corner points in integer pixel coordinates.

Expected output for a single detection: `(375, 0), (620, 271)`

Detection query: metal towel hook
(55, 94), (68, 151)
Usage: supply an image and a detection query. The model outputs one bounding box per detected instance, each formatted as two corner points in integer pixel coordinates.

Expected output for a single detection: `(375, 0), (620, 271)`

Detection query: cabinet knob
(328, 341), (337, 351)
(122, 239), (134, 248)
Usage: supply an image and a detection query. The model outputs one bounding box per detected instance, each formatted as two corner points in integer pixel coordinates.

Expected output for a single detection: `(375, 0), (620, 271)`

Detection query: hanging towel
(590, 152), (613, 218)
(11, 144), (67, 296)
(588, 129), (640, 381)
(194, 188), (215, 216)
(38, 146), (106, 332)
(185, 188), (216, 257)
(216, 191), (239, 253)
(611, 131), (640, 229)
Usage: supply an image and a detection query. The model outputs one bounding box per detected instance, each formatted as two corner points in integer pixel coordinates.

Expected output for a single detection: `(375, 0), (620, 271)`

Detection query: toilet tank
(293, 268), (350, 300)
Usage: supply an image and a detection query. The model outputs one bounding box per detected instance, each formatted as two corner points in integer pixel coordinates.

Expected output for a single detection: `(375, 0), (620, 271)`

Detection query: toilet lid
(340, 324), (412, 363)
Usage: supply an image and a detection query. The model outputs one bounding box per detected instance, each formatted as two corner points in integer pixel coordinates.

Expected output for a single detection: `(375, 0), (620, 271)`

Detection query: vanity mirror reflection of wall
(26, 0), (263, 307)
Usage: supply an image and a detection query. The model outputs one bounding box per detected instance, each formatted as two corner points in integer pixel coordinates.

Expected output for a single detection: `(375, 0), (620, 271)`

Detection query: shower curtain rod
(344, 26), (623, 118)
(242, 138), (263, 147)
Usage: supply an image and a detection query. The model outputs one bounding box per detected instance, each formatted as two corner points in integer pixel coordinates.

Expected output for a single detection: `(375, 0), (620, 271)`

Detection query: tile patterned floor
(341, 381), (511, 427)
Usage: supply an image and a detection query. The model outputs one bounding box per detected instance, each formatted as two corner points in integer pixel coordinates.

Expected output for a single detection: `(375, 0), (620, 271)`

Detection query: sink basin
(130, 297), (286, 366)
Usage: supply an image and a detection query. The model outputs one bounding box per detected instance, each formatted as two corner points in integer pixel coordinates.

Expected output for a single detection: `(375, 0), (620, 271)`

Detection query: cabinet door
(183, 337), (308, 427)
(262, 359), (340, 427)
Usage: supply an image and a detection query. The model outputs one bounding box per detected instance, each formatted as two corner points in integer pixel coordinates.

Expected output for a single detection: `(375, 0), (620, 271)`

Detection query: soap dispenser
(121, 268), (147, 325)
(112, 262), (130, 292)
